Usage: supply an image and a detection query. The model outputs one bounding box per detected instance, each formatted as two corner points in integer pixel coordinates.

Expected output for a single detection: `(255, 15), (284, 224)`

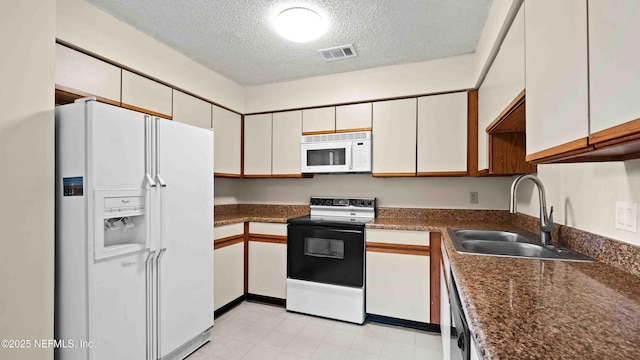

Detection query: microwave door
(302, 142), (351, 173)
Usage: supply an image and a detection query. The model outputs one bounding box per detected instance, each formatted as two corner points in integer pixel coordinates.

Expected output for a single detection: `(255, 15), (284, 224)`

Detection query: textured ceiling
(84, 0), (493, 86)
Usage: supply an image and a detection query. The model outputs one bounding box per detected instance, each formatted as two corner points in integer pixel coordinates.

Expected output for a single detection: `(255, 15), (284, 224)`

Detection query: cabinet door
(525, 0), (589, 158)
(302, 107), (334, 134)
(366, 229), (430, 322)
(214, 242), (244, 311)
(121, 70), (172, 119)
(272, 110), (302, 176)
(248, 223), (287, 299)
(172, 90), (211, 129)
(54, 44), (121, 104)
(589, 0), (640, 136)
(336, 103), (372, 132)
(212, 105), (242, 176)
(372, 99), (417, 175)
(214, 223), (245, 311)
(244, 114), (272, 176)
(417, 93), (467, 175)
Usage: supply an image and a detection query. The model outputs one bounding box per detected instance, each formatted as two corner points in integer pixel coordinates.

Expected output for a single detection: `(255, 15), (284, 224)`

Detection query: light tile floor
(188, 301), (443, 360)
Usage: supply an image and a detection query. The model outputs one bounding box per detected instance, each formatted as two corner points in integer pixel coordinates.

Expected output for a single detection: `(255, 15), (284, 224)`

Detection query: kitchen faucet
(510, 174), (554, 246)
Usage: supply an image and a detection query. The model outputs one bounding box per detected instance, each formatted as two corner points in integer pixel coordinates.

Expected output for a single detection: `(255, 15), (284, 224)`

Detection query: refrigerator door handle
(154, 117), (167, 187)
(145, 250), (155, 360)
(145, 116), (157, 188)
(155, 248), (166, 359)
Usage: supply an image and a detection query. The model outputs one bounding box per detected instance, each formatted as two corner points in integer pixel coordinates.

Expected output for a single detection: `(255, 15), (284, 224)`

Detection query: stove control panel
(310, 197), (376, 208)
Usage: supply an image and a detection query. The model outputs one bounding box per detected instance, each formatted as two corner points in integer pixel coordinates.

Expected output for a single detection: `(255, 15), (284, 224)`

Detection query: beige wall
(0, 0), (55, 359)
(56, 0), (245, 113)
(244, 54), (475, 113)
(215, 175), (514, 210)
(517, 161), (640, 246)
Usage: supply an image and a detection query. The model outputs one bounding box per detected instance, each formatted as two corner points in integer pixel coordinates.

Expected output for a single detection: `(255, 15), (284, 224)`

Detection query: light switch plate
(615, 201), (637, 233)
(470, 192), (478, 204)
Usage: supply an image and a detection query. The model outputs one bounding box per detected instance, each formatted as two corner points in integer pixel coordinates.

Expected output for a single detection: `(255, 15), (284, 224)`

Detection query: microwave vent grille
(302, 131), (370, 144)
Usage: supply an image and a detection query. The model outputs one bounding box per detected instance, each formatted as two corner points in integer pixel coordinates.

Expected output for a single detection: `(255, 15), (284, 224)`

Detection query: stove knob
(358, 200), (365, 206)
(324, 199), (332, 206)
(366, 200), (373, 207)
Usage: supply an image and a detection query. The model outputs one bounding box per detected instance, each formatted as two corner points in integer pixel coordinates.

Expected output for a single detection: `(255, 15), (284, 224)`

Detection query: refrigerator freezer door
(89, 102), (147, 190)
(91, 251), (148, 360)
(155, 119), (214, 357)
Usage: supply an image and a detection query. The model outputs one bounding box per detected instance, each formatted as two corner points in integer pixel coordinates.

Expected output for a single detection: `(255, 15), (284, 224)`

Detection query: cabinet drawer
(249, 222), (287, 236)
(214, 223), (244, 240)
(366, 229), (428, 246)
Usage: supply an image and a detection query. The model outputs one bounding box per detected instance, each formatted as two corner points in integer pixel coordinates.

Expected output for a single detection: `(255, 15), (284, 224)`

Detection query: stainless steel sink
(448, 228), (593, 262)
(452, 229), (529, 243)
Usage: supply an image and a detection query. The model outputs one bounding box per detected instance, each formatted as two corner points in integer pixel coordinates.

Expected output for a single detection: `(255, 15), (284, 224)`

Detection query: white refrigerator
(55, 98), (214, 360)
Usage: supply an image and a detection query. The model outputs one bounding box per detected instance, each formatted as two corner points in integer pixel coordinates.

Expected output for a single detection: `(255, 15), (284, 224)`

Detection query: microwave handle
(346, 143), (353, 170)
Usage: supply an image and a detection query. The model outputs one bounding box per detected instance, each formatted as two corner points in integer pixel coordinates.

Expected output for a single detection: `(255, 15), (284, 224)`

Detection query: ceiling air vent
(318, 44), (357, 62)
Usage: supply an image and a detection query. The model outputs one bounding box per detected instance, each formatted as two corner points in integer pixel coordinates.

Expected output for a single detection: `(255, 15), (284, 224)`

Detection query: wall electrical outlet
(470, 192), (479, 204)
(615, 201), (637, 233)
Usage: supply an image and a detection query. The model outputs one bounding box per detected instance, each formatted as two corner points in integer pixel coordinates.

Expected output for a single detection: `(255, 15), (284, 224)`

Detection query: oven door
(301, 141), (352, 173)
(287, 225), (364, 288)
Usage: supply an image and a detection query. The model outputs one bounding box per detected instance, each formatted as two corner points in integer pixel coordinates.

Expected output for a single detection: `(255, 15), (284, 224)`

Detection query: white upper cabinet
(121, 70), (173, 118)
(172, 90), (211, 129)
(525, 0), (589, 157)
(54, 44), (121, 104)
(272, 110), (302, 176)
(417, 92), (467, 174)
(372, 98), (417, 175)
(212, 105), (242, 176)
(478, 5), (525, 171)
(302, 107), (335, 134)
(588, 0), (640, 135)
(336, 103), (372, 132)
(244, 114), (272, 176)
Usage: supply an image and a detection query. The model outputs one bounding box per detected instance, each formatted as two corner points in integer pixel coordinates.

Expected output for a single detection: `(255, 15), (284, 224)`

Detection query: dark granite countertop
(214, 205), (640, 358)
(369, 212), (640, 359)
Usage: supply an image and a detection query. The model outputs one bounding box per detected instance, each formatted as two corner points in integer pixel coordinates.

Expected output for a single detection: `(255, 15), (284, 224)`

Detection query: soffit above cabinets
(84, 0), (492, 86)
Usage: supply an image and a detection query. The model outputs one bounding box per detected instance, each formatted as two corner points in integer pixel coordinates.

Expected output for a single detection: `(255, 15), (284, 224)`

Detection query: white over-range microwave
(300, 131), (372, 174)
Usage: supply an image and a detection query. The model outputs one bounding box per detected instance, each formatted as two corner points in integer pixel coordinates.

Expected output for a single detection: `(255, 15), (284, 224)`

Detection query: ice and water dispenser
(94, 189), (149, 260)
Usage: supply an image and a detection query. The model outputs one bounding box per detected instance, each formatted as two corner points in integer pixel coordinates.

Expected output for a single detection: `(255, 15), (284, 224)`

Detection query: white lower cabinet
(248, 222), (287, 299)
(366, 229), (430, 322)
(213, 223), (244, 311)
(214, 242), (244, 311)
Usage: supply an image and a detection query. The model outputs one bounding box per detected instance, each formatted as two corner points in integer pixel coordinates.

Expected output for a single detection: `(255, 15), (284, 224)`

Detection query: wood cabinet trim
(121, 103), (172, 120)
(215, 173), (243, 178)
(55, 85), (121, 107)
(417, 171), (467, 177)
(270, 174), (308, 178)
(429, 232), (441, 325)
(486, 89), (526, 133)
(242, 174), (273, 178)
(302, 130), (335, 135)
(244, 222), (249, 294)
(372, 172), (417, 178)
(525, 137), (591, 163)
(335, 127), (372, 133)
(589, 117), (640, 145)
(248, 234), (287, 244)
(214, 234), (244, 250)
(467, 90), (479, 176)
(366, 242), (430, 256)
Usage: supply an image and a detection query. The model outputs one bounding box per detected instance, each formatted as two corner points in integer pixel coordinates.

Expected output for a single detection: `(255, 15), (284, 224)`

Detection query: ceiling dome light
(275, 7), (326, 43)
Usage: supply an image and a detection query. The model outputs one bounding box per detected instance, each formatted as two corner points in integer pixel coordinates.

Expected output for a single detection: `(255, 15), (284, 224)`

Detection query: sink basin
(452, 229), (529, 243)
(460, 240), (558, 258)
(447, 228), (593, 262)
